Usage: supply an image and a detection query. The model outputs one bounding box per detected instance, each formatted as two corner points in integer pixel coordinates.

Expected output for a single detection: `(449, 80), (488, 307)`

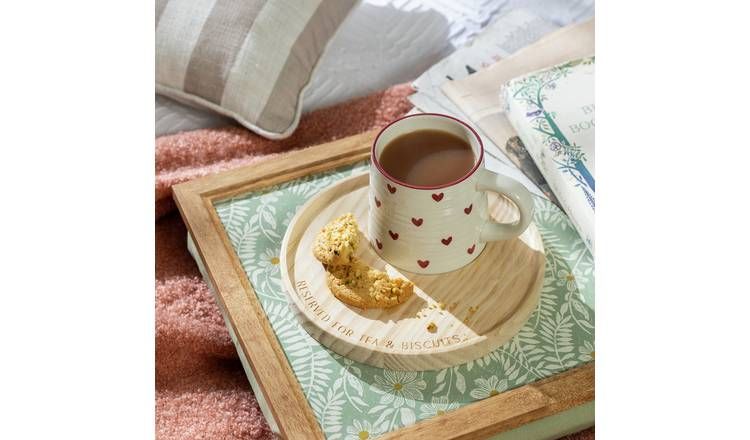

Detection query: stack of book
(409, 12), (595, 253)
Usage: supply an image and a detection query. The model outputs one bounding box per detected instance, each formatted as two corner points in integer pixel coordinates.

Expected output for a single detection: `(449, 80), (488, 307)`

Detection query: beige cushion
(156, 0), (357, 139)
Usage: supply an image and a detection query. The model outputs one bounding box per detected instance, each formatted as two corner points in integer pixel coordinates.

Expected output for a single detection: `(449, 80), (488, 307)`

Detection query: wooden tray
(281, 172), (545, 371)
(173, 129), (594, 440)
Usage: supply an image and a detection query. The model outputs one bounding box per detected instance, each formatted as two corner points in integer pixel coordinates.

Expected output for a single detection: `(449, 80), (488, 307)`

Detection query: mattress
(156, 0), (594, 137)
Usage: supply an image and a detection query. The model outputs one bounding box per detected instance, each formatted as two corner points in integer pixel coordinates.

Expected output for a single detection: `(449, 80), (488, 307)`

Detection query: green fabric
(215, 161), (594, 439)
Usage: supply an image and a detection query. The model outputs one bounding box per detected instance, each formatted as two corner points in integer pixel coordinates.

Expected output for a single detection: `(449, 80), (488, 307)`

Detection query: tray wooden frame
(173, 129), (594, 439)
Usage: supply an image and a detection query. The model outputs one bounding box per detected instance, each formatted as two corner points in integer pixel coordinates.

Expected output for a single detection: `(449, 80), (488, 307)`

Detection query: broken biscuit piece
(313, 213), (360, 266)
(315, 213), (413, 309)
(326, 260), (413, 309)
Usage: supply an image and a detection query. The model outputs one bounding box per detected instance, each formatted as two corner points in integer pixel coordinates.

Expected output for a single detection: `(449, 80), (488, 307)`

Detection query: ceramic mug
(368, 113), (534, 274)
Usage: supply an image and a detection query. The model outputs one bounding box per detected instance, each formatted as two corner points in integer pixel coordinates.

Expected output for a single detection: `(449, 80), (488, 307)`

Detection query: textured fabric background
(155, 84), (593, 439)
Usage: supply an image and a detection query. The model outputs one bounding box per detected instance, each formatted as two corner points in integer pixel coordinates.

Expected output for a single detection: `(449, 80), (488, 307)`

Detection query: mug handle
(476, 168), (534, 241)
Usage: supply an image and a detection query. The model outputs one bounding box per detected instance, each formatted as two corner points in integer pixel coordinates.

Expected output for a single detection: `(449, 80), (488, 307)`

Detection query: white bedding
(156, 0), (593, 137)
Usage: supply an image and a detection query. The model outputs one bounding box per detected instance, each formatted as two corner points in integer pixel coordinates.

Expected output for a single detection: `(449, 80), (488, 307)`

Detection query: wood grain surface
(281, 172), (546, 371)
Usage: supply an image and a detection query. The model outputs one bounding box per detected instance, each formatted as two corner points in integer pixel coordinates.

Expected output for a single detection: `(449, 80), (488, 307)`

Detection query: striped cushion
(156, 0), (357, 139)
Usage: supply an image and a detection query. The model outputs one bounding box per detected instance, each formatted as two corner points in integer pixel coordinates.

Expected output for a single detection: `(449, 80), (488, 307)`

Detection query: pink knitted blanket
(155, 84), (593, 439)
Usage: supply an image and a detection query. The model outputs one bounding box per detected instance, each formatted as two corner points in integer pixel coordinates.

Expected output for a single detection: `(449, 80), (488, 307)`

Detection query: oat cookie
(326, 260), (414, 309)
(315, 213), (413, 308)
(313, 213), (360, 265)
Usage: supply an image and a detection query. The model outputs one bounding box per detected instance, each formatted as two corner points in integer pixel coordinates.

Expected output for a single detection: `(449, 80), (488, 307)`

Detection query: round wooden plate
(280, 172), (545, 371)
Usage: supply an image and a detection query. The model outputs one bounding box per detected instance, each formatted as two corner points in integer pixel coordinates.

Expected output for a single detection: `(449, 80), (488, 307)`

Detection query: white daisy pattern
(556, 268), (578, 291)
(419, 396), (459, 418)
(469, 376), (509, 400)
(256, 247), (281, 275)
(345, 419), (383, 440)
(372, 370), (426, 408)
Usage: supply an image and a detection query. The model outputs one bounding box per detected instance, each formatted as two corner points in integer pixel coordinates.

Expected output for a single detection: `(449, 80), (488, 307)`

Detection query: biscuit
(313, 213), (360, 266)
(326, 260), (414, 309)
(315, 213), (413, 309)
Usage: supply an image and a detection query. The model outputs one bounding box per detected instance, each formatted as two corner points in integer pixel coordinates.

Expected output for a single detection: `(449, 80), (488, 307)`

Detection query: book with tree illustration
(503, 57), (595, 253)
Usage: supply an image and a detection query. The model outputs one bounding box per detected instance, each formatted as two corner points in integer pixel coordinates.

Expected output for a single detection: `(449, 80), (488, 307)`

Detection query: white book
(503, 57), (595, 253)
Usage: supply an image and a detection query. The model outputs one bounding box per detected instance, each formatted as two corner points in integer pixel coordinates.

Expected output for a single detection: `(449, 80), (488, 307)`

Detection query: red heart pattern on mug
(374, 197), (381, 208)
(464, 204), (473, 215)
(431, 192), (444, 202)
(388, 230), (399, 240)
(467, 244), (476, 254)
(375, 239), (382, 249)
(417, 260), (430, 268)
(441, 236), (452, 246)
(411, 217), (423, 227)
(387, 184), (396, 194)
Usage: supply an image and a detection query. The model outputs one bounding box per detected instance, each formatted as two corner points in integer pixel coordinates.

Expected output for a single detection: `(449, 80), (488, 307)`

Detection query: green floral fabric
(215, 161), (594, 439)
